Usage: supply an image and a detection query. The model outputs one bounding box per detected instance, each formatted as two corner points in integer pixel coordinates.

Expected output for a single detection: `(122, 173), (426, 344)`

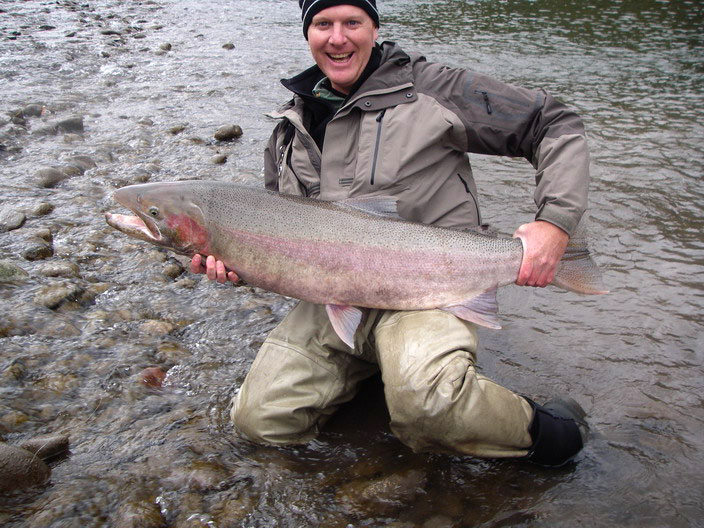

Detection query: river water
(0, 0), (702, 526)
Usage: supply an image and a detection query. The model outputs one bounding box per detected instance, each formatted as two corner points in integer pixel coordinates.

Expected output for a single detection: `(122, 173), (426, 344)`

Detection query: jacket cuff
(534, 205), (580, 237)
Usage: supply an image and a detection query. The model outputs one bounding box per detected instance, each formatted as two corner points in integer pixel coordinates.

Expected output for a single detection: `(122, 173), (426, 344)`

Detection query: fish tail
(553, 236), (609, 294)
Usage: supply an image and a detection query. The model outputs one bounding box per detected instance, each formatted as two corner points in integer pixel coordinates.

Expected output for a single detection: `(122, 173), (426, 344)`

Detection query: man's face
(307, 4), (378, 95)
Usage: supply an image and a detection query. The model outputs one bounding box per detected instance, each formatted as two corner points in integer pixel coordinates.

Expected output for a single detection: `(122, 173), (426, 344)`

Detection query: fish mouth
(105, 211), (162, 244)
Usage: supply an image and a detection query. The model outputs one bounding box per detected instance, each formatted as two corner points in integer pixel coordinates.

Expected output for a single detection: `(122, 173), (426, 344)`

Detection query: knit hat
(299, 0), (380, 39)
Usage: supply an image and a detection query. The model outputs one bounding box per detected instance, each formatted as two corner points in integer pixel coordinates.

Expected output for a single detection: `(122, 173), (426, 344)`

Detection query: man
(192, 0), (589, 466)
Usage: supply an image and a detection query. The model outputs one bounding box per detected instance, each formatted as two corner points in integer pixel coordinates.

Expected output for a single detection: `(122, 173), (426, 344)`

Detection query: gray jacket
(264, 41), (589, 235)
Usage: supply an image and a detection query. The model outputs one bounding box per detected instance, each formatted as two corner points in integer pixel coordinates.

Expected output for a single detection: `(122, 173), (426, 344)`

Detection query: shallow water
(0, 0), (702, 526)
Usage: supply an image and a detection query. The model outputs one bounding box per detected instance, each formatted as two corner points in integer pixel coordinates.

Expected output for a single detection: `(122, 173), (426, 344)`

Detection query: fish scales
(105, 181), (607, 346)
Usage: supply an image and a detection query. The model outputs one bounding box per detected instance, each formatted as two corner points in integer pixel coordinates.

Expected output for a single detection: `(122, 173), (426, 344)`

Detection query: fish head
(105, 182), (210, 256)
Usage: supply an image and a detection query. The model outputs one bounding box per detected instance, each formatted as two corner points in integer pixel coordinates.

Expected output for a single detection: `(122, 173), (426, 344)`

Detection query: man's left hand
(513, 221), (569, 288)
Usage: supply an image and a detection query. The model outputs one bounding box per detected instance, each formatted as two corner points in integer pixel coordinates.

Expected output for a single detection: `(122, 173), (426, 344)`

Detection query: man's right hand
(190, 254), (240, 284)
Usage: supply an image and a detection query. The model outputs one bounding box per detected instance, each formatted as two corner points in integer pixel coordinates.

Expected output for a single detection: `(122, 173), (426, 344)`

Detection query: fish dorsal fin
(339, 196), (402, 219)
(442, 289), (502, 329)
(325, 304), (363, 349)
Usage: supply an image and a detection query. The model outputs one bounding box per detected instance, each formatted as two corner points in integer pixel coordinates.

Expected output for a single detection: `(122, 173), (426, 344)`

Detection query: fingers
(191, 254), (240, 284)
(513, 221), (568, 288)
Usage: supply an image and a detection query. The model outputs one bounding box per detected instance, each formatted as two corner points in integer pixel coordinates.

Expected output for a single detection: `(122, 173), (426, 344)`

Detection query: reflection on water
(0, 0), (702, 526)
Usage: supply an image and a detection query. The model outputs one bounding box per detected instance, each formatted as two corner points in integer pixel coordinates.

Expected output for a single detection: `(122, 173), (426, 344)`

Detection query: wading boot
(525, 396), (589, 467)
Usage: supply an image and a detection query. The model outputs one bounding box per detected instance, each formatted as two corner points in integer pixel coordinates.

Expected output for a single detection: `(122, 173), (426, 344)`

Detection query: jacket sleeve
(429, 65), (590, 236)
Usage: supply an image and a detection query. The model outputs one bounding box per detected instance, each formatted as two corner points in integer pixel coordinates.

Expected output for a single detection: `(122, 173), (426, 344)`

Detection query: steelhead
(105, 181), (607, 348)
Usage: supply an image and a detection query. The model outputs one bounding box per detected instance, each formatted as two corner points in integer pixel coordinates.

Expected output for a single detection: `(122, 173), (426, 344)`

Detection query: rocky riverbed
(2, 0), (703, 526)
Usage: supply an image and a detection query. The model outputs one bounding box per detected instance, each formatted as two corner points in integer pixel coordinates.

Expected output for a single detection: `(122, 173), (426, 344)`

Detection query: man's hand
(513, 221), (569, 288)
(190, 254), (240, 284)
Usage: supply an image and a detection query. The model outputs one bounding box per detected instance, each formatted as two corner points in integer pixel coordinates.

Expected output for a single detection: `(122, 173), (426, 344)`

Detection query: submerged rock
(139, 367), (167, 388)
(36, 166), (70, 188)
(0, 206), (26, 232)
(214, 124), (242, 142)
(337, 468), (428, 516)
(0, 442), (51, 492)
(0, 260), (29, 282)
(19, 434), (70, 461)
(22, 237), (54, 261)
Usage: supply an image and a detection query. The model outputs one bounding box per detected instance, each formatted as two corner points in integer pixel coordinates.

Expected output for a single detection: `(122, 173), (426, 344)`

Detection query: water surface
(1, 0), (702, 526)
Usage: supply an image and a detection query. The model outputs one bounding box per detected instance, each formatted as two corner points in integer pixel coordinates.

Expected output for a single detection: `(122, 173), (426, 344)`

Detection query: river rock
(36, 166), (70, 188)
(31, 202), (55, 216)
(34, 281), (84, 309)
(211, 153), (227, 164)
(22, 103), (45, 118)
(19, 434), (69, 461)
(0, 442), (51, 492)
(55, 115), (85, 134)
(37, 260), (81, 278)
(213, 124), (242, 142)
(336, 469), (428, 516)
(0, 260), (29, 282)
(22, 237), (54, 261)
(139, 319), (175, 335)
(0, 206), (26, 232)
(114, 498), (167, 528)
(167, 124), (187, 135)
(139, 367), (167, 388)
(65, 154), (97, 174)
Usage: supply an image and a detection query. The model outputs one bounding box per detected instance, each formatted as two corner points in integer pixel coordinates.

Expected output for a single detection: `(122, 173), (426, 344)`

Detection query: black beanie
(299, 0), (380, 39)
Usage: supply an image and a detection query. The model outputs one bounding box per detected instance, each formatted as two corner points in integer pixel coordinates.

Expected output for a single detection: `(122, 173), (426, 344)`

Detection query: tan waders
(232, 301), (536, 458)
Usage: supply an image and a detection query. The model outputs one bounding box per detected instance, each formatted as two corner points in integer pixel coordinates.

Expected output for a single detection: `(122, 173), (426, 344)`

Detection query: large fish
(105, 181), (607, 348)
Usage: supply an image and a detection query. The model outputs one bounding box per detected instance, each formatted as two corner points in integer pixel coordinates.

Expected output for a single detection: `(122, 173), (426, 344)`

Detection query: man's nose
(329, 23), (347, 45)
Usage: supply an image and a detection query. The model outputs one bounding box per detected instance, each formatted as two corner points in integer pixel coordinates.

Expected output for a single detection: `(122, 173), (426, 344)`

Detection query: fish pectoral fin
(325, 304), (363, 349)
(442, 289), (502, 329)
(339, 196), (402, 219)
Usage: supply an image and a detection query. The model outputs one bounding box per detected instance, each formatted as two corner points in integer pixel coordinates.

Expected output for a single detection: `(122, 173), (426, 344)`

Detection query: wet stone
(36, 166), (71, 188)
(0, 260), (29, 282)
(0, 442), (51, 492)
(34, 281), (84, 309)
(22, 103), (45, 117)
(163, 258), (184, 279)
(167, 123), (187, 135)
(211, 153), (227, 164)
(37, 260), (81, 278)
(0, 206), (26, 232)
(31, 201), (55, 216)
(19, 434), (70, 461)
(114, 498), (167, 528)
(214, 124), (242, 142)
(336, 469), (428, 517)
(55, 115), (85, 133)
(139, 366), (167, 388)
(65, 154), (97, 173)
(139, 319), (175, 335)
(23, 237), (54, 260)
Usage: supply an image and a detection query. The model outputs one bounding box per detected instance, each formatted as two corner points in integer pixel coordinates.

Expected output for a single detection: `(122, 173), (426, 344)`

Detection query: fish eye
(148, 206), (159, 217)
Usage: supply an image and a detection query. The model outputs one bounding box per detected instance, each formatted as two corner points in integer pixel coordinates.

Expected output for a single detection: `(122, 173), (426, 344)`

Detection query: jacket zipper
(474, 90), (492, 114)
(457, 173), (483, 225)
(370, 109), (386, 185)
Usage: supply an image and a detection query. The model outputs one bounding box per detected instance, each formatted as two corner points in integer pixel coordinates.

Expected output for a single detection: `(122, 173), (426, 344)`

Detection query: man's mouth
(328, 52), (353, 63)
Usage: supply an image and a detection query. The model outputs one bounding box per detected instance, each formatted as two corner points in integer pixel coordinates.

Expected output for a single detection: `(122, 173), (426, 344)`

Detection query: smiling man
(193, 0), (591, 467)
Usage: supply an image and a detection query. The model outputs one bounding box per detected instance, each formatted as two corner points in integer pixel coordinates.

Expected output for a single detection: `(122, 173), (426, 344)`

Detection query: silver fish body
(105, 181), (607, 347)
